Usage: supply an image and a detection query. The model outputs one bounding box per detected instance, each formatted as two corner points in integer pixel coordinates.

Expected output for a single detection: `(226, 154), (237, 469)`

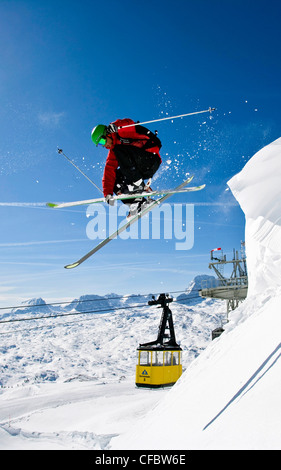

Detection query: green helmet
(91, 124), (107, 146)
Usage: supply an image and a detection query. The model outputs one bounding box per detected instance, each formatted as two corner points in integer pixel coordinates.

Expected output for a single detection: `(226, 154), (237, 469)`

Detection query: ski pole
(118, 107), (216, 129)
(57, 148), (103, 194)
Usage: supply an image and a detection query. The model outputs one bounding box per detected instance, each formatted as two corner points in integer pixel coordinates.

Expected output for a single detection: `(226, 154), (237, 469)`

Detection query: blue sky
(1, 0), (281, 305)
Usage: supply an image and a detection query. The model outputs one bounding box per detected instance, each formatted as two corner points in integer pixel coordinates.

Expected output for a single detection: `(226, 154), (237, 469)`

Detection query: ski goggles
(97, 135), (107, 146)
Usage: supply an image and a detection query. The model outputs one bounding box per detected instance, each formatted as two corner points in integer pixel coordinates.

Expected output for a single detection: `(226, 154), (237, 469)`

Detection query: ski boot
(126, 179), (154, 219)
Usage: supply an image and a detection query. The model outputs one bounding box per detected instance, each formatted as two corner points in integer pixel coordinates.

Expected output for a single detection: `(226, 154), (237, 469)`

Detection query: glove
(107, 123), (118, 134)
(105, 194), (115, 206)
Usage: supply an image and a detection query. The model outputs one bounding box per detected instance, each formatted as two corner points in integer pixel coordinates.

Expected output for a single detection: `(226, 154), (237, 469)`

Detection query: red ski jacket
(102, 118), (162, 197)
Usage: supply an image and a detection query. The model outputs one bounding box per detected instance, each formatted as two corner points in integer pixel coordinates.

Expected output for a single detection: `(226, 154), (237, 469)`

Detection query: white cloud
(38, 111), (65, 127)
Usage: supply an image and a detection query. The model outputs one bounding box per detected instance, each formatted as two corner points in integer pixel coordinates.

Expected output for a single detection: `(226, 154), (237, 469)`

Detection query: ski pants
(113, 145), (161, 191)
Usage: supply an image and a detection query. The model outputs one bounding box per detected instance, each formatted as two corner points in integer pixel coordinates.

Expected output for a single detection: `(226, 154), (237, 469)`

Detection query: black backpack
(117, 123), (162, 151)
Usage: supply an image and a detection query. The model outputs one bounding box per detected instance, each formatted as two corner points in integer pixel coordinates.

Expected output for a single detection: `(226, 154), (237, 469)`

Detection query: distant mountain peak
(177, 274), (218, 305)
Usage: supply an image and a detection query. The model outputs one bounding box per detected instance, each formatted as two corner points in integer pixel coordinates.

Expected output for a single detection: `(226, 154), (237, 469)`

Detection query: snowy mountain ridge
(5, 274), (215, 317)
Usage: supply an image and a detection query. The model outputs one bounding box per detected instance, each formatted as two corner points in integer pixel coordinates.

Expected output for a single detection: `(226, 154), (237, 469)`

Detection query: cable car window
(152, 351), (163, 366)
(139, 350), (151, 365)
(164, 351), (172, 366)
(172, 351), (179, 365)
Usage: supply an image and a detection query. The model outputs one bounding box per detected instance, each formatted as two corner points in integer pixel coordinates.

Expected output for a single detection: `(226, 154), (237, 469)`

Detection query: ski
(64, 177), (204, 269)
(46, 177), (205, 209)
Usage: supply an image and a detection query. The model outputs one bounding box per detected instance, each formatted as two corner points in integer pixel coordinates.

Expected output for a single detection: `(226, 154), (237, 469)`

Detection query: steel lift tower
(199, 242), (248, 324)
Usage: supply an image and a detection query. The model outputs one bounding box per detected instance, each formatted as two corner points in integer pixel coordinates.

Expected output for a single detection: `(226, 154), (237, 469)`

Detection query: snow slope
(111, 137), (281, 450)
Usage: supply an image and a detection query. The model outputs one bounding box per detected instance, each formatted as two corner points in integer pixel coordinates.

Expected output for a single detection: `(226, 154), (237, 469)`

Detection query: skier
(91, 118), (162, 215)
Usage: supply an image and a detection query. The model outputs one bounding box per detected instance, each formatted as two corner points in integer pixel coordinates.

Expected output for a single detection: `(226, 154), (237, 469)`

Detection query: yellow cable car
(136, 347), (182, 388)
(135, 294), (182, 388)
